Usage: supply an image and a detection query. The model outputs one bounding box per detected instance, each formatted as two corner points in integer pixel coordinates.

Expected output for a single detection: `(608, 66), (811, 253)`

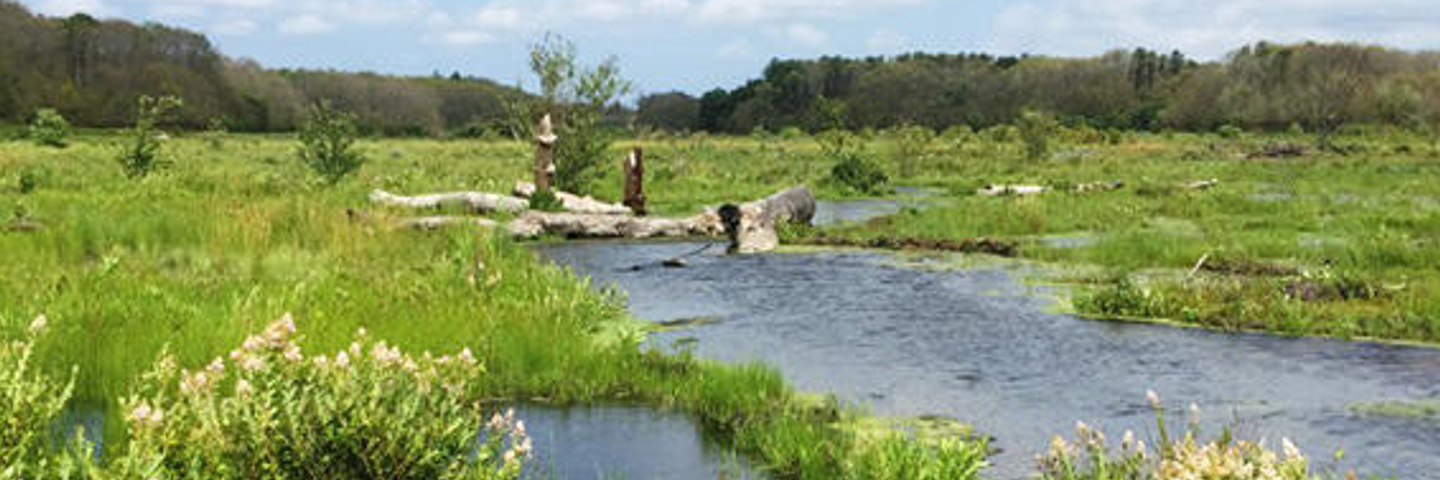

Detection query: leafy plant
(27, 108), (70, 148)
(298, 101), (366, 185)
(0, 316), (93, 478)
(821, 129), (889, 194)
(890, 124), (936, 178)
(510, 33), (632, 195)
(528, 188), (563, 212)
(110, 315), (529, 480)
(117, 95), (183, 179)
(1039, 392), (1314, 480)
(1017, 109), (1060, 162)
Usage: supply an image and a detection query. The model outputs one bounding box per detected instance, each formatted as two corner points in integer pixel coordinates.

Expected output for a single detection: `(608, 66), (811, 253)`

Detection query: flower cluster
(1039, 392), (1314, 480)
(112, 313), (525, 480)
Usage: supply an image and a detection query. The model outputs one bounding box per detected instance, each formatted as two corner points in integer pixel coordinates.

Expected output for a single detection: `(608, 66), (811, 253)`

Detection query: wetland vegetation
(4, 0), (1440, 477)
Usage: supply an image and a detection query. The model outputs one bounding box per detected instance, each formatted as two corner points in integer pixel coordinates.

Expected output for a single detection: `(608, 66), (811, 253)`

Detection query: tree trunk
(534, 114), (557, 192)
(623, 147), (646, 216)
(718, 186), (816, 254)
(512, 182), (631, 215)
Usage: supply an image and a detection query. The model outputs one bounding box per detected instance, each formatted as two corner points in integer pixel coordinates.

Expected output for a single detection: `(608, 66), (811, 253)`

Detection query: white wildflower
(28, 315), (48, 335)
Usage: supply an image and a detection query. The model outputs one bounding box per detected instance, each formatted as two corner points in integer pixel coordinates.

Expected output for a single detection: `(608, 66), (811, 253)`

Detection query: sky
(19, 0), (1440, 96)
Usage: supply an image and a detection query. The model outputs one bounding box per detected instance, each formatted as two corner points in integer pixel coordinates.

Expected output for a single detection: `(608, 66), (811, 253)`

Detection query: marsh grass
(0, 133), (987, 477)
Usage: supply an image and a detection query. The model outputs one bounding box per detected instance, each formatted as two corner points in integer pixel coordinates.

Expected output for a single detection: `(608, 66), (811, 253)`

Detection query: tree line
(638, 44), (1440, 136)
(0, 0), (520, 135)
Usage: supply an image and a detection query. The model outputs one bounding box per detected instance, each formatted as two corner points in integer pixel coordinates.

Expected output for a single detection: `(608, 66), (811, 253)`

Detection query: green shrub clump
(109, 314), (530, 480)
(1017, 110), (1060, 162)
(117, 95), (183, 179)
(821, 130), (889, 194)
(27, 108), (70, 148)
(298, 101), (367, 185)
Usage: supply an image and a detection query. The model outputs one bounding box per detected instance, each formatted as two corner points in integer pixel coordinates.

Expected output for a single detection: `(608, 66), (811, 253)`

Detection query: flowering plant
(111, 314), (530, 480)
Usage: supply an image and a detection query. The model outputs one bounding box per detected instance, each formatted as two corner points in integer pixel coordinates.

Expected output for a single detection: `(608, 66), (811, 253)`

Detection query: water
(516, 405), (758, 480)
(538, 241), (1440, 480)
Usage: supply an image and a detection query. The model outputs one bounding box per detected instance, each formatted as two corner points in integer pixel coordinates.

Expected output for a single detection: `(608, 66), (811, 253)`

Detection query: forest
(6, 0), (1440, 139)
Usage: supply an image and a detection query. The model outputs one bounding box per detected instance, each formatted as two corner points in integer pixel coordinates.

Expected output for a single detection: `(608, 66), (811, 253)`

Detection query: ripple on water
(540, 241), (1440, 480)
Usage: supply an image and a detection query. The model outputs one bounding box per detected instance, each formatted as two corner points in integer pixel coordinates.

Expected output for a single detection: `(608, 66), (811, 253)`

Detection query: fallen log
(507, 211), (718, 239)
(1184, 178), (1220, 191)
(718, 186), (817, 254)
(979, 184), (1048, 197)
(370, 190), (528, 215)
(513, 181), (632, 215)
(400, 216), (499, 230)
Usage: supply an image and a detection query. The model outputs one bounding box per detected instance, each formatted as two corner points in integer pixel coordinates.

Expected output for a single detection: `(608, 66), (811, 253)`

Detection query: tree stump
(623, 147), (647, 216)
(533, 114), (558, 192)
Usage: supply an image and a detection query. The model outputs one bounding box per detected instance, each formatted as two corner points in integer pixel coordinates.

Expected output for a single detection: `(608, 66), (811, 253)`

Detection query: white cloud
(278, 13), (334, 34)
(473, 3), (523, 30)
(993, 0), (1440, 59)
(691, 0), (927, 23)
(212, 17), (258, 34)
(786, 22), (828, 47)
(438, 29), (492, 46)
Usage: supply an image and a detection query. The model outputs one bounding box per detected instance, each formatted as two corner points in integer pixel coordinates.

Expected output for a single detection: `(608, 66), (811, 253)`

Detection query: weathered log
(534, 114), (557, 192)
(370, 190), (528, 214)
(507, 211), (715, 239)
(400, 216), (499, 230)
(1074, 181), (1125, 193)
(979, 184), (1048, 197)
(512, 181), (632, 215)
(718, 186), (816, 254)
(623, 147), (647, 216)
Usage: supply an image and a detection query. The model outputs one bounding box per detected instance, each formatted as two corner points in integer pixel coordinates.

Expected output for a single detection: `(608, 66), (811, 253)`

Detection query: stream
(535, 199), (1440, 480)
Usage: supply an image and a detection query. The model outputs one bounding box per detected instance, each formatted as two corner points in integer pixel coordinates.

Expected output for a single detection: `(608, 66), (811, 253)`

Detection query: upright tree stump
(533, 114), (558, 193)
(623, 146), (647, 216)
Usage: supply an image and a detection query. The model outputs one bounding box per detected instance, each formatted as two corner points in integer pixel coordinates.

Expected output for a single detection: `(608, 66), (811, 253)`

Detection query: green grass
(816, 129), (1440, 343)
(0, 131), (987, 478)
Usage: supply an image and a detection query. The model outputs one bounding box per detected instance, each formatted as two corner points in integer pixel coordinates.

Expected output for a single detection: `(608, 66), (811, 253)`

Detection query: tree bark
(512, 182), (631, 215)
(623, 147), (647, 216)
(534, 114), (557, 192)
(369, 190), (528, 214)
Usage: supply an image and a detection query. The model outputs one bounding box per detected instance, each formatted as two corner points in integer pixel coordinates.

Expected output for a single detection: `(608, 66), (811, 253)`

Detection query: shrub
(889, 124), (936, 178)
(117, 95), (183, 179)
(110, 314), (529, 480)
(1017, 110), (1060, 162)
(528, 188), (564, 212)
(298, 101), (366, 185)
(1038, 392), (1314, 480)
(0, 316), (92, 478)
(820, 129), (888, 194)
(1217, 124), (1243, 139)
(27, 108), (69, 148)
(847, 434), (988, 480)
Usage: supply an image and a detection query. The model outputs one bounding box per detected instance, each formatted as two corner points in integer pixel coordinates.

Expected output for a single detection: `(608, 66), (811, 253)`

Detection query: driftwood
(623, 147), (647, 216)
(507, 211), (718, 239)
(979, 184), (1048, 197)
(534, 114), (557, 192)
(718, 186), (817, 254)
(1074, 181), (1125, 193)
(513, 182), (632, 215)
(401, 216), (499, 230)
(369, 190), (528, 214)
(386, 184), (814, 254)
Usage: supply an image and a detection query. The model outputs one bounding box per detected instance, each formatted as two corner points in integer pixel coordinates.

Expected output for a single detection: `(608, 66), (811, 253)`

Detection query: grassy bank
(0, 133), (989, 478)
(811, 128), (1440, 344)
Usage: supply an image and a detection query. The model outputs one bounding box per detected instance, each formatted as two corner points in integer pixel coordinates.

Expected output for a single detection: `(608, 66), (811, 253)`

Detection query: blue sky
(20, 0), (1440, 96)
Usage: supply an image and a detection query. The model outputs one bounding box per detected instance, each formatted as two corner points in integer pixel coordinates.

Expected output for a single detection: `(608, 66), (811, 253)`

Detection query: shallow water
(538, 241), (1440, 480)
(515, 405), (757, 480)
